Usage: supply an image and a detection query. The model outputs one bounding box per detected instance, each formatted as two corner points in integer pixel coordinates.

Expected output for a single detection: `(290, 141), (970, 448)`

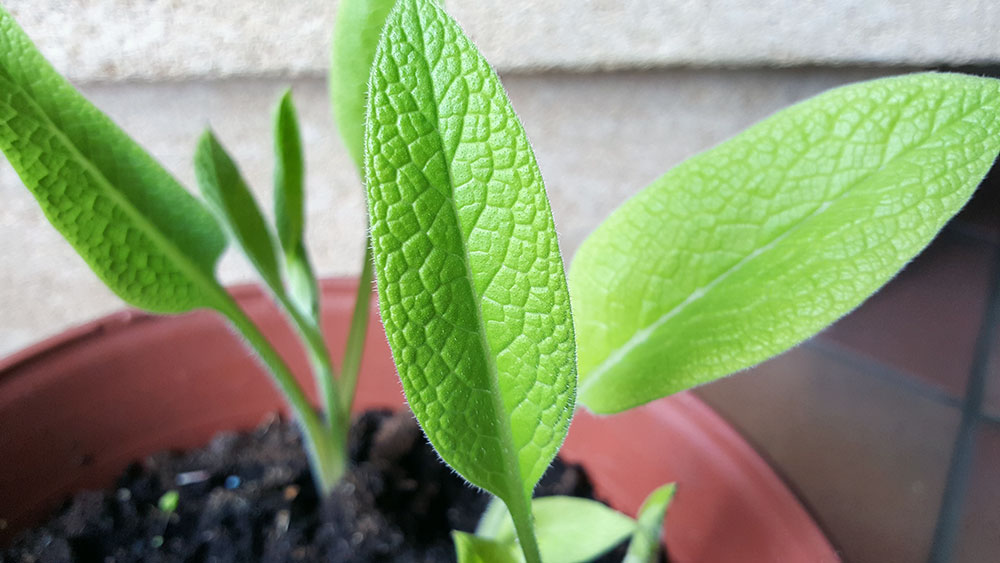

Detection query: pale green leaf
(623, 483), (675, 563)
(365, 0), (576, 509)
(571, 72), (1000, 413)
(273, 90), (319, 321)
(195, 130), (283, 292)
(491, 496), (637, 563)
(0, 7), (228, 313)
(331, 0), (398, 171)
(475, 496), (510, 539)
(453, 531), (519, 563)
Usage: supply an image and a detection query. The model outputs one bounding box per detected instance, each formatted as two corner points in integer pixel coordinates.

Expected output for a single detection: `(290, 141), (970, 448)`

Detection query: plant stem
(506, 491), (542, 563)
(216, 293), (345, 494)
(274, 288), (346, 434)
(339, 243), (374, 411)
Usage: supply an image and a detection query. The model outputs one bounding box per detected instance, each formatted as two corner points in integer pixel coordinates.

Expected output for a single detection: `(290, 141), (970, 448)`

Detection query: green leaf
(331, 0), (398, 171)
(623, 483), (675, 563)
(0, 7), (228, 313)
(195, 130), (284, 293)
(490, 496), (637, 563)
(273, 90), (320, 321)
(571, 72), (1000, 413)
(366, 0), (576, 519)
(453, 531), (519, 563)
(475, 496), (511, 539)
(274, 90), (306, 257)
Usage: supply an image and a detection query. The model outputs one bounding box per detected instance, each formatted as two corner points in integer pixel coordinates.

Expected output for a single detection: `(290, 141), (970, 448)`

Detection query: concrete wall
(0, 0), (994, 356)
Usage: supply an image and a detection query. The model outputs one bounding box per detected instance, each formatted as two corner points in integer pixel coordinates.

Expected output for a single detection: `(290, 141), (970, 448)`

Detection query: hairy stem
(339, 243), (374, 411)
(506, 492), (542, 563)
(273, 287), (346, 434)
(216, 293), (346, 494)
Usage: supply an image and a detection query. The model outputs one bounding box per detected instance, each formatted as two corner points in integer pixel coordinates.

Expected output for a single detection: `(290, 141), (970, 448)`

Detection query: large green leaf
(366, 0), (576, 509)
(0, 6), (228, 313)
(571, 72), (1000, 413)
(489, 496), (638, 563)
(331, 0), (398, 170)
(195, 131), (283, 293)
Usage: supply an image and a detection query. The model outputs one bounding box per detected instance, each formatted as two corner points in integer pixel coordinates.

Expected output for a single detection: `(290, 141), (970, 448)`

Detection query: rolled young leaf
(331, 0), (398, 171)
(195, 130), (284, 293)
(623, 483), (676, 563)
(365, 0), (576, 552)
(571, 73), (1000, 413)
(273, 90), (320, 322)
(0, 6), (228, 313)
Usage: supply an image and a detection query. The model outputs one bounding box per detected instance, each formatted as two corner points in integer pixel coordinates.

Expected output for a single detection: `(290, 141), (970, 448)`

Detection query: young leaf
(331, 0), (398, 171)
(475, 496), (510, 538)
(571, 72), (1000, 413)
(623, 483), (676, 563)
(453, 531), (519, 563)
(489, 496), (638, 563)
(0, 6), (228, 313)
(273, 90), (320, 321)
(365, 0), (576, 549)
(195, 130), (284, 293)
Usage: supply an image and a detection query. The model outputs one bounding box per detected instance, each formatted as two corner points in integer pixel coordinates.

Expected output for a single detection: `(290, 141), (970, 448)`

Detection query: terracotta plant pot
(0, 279), (838, 561)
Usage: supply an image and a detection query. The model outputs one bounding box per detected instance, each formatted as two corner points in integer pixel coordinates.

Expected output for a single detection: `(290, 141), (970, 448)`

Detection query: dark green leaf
(195, 130), (282, 292)
(273, 90), (319, 321)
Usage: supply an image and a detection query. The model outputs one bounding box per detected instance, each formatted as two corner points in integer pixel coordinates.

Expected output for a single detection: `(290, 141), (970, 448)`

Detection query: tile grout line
(805, 338), (964, 409)
(945, 219), (1000, 249)
(926, 241), (1000, 563)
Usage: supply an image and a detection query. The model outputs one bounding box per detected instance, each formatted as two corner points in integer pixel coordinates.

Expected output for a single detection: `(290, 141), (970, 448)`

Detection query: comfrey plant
(0, 0), (391, 495)
(363, 0), (1000, 561)
(2, 0), (1000, 561)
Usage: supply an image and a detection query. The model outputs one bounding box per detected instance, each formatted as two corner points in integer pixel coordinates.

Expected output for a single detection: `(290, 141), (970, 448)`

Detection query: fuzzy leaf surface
(0, 7), (227, 313)
(366, 0), (576, 503)
(623, 484), (675, 563)
(331, 0), (398, 170)
(571, 73), (1000, 413)
(195, 131), (283, 293)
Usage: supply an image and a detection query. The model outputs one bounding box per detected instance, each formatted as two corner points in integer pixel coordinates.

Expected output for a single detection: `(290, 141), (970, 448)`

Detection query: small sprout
(158, 490), (179, 514)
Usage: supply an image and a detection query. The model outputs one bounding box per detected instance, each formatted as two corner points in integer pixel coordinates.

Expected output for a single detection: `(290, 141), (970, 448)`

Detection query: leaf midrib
(408, 2), (526, 501)
(579, 90), (988, 397)
(2, 71), (228, 312)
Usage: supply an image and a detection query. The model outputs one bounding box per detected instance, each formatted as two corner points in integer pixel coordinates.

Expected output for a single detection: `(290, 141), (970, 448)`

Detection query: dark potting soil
(3, 410), (645, 562)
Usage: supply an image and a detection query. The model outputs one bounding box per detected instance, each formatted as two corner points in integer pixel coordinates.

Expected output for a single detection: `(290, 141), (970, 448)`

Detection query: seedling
(2, 0), (999, 562)
(0, 0), (394, 496)
(364, 0), (1000, 560)
(152, 490), (180, 549)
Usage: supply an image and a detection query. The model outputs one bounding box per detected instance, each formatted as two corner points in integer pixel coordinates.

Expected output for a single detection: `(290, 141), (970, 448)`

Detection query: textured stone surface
(0, 67), (891, 357)
(5, 0), (999, 83)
